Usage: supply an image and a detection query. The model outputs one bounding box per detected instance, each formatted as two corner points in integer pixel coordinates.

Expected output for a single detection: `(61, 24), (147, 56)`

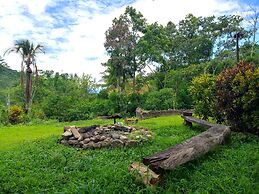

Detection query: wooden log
(184, 119), (193, 127)
(182, 111), (193, 116)
(181, 115), (214, 129)
(143, 125), (230, 172)
(129, 162), (161, 186)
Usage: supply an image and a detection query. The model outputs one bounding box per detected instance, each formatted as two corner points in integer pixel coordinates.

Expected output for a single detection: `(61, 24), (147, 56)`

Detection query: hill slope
(0, 64), (19, 90)
(0, 64), (19, 104)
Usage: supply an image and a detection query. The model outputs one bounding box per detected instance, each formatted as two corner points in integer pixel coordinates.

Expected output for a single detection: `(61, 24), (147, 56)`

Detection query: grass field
(0, 115), (258, 193)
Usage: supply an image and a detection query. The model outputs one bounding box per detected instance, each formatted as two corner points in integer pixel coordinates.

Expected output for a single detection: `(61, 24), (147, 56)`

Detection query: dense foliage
(189, 74), (216, 120)
(215, 62), (259, 134)
(0, 7), (258, 135)
(0, 6), (258, 193)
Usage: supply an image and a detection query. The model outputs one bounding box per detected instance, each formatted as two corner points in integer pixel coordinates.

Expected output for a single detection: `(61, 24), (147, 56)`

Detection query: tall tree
(214, 15), (246, 58)
(5, 40), (44, 113)
(124, 6), (147, 92)
(104, 16), (131, 93)
(104, 6), (146, 93)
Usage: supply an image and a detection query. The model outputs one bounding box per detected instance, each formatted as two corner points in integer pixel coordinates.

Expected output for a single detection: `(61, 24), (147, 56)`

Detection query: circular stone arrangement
(60, 124), (153, 149)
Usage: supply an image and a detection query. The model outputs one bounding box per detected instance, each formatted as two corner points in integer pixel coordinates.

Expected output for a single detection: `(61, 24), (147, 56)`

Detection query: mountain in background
(0, 64), (19, 104)
(0, 64), (19, 90)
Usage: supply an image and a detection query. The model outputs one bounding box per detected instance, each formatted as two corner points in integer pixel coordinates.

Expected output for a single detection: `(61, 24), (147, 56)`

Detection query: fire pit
(60, 124), (153, 149)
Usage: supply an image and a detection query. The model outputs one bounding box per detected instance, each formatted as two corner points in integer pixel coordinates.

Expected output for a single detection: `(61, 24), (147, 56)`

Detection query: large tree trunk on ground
(143, 124), (230, 172)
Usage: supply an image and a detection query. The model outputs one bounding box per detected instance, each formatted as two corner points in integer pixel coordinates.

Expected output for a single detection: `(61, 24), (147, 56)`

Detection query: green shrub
(125, 93), (143, 116)
(175, 86), (193, 109)
(8, 105), (24, 124)
(189, 74), (216, 120)
(42, 95), (71, 121)
(89, 99), (110, 116)
(143, 88), (174, 110)
(27, 104), (46, 121)
(0, 105), (9, 125)
(108, 92), (126, 114)
(215, 62), (259, 135)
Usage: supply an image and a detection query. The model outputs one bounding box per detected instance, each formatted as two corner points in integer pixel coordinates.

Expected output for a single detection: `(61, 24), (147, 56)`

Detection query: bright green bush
(189, 74), (216, 120)
(215, 62), (259, 135)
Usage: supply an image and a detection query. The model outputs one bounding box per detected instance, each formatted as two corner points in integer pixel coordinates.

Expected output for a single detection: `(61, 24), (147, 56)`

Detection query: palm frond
(34, 44), (45, 54)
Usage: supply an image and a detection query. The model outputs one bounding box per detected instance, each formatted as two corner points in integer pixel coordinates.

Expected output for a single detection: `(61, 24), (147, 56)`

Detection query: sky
(0, 0), (258, 82)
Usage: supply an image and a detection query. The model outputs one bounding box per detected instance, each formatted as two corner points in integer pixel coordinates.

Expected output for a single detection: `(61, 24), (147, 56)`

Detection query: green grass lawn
(0, 119), (112, 151)
(0, 115), (258, 193)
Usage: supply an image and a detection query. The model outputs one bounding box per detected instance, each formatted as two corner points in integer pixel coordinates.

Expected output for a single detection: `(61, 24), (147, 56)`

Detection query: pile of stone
(60, 124), (153, 149)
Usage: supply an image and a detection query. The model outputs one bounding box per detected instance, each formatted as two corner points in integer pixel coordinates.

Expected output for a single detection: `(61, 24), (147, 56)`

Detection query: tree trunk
(143, 124), (230, 172)
(122, 74), (126, 94)
(132, 71), (136, 93)
(20, 60), (24, 88)
(25, 66), (32, 113)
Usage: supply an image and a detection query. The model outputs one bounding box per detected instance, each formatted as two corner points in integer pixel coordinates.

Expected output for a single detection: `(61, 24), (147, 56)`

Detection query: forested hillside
(0, 63), (19, 105)
(0, 64), (19, 90)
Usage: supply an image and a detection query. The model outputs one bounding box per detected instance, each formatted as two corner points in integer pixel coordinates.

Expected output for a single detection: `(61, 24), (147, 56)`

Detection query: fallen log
(181, 115), (215, 129)
(143, 124), (230, 172)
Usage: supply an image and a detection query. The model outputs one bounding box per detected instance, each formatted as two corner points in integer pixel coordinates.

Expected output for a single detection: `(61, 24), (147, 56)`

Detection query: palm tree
(5, 40), (44, 113)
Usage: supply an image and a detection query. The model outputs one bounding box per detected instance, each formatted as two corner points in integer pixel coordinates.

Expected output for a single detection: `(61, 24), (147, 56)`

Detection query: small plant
(8, 105), (24, 124)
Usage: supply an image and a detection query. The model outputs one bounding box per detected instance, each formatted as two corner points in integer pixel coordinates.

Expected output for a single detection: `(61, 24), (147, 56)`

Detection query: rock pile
(60, 124), (153, 149)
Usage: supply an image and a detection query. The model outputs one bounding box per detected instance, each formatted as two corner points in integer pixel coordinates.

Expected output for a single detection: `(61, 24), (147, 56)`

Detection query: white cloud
(131, 0), (241, 25)
(0, 0), (256, 82)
